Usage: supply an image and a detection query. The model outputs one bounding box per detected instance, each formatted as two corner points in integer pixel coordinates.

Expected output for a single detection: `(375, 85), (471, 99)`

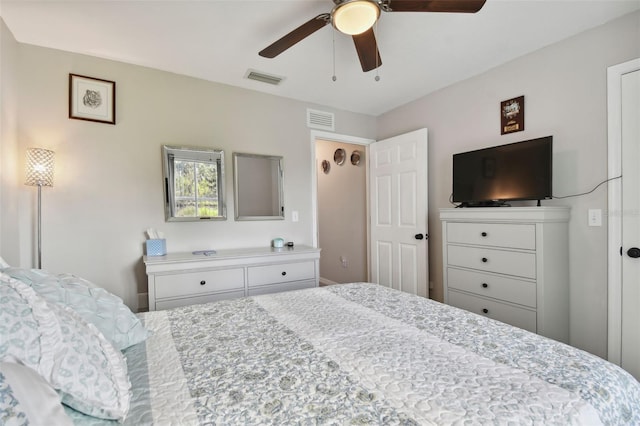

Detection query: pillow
(0, 362), (73, 426)
(2, 267), (149, 350)
(0, 255), (9, 268)
(0, 274), (131, 420)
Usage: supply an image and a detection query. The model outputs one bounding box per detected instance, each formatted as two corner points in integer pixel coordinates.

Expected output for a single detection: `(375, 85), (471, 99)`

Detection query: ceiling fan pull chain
(332, 29), (337, 82)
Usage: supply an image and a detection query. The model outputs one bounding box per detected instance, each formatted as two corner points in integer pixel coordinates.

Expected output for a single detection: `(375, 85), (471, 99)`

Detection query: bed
(2, 268), (640, 425)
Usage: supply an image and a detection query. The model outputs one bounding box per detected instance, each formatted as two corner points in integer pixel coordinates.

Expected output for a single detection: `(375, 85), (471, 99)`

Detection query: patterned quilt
(67, 283), (640, 425)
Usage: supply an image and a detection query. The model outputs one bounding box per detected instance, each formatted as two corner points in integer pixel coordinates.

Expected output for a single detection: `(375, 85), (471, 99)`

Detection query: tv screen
(452, 136), (552, 206)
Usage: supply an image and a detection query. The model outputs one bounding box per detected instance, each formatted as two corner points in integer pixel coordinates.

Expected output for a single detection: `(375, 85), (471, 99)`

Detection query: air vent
(307, 109), (335, 131)
(245, 69), (284, 85)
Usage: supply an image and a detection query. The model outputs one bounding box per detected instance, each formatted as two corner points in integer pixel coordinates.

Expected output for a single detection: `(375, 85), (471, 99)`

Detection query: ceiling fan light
(332, 0), (380, 35)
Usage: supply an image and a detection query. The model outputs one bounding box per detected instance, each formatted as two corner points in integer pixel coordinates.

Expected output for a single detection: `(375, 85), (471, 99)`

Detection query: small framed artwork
(321, 160), (331, 174)
(350, 150), (362, 166)
(501, 95), (524, 135)
(69, 74), (116, 124)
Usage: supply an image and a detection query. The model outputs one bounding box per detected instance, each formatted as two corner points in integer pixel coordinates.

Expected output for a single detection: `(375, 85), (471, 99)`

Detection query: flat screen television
(452, 136), (552, 207)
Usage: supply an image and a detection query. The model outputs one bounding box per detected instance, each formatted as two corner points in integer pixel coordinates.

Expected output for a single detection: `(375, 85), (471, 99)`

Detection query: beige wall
(0, 19), (21, 264)
(3, 32), (376, 311)
(316, 139), (367, 284)
(378, 11), (640, 358)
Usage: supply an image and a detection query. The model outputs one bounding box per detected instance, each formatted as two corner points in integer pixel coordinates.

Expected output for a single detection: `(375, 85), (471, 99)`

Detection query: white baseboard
(319, 277), (338, 287)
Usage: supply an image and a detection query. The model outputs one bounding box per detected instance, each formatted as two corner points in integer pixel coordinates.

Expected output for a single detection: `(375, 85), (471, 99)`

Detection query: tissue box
(146, 239), (167, 256)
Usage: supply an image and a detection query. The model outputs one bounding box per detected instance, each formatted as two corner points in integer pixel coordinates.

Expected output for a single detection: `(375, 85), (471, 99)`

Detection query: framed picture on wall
(500, 95), (524, 135)
(69, 74), (116, 124)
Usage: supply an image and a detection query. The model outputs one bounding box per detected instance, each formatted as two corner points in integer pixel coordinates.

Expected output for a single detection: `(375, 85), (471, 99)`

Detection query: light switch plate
(588, 209), (602, 227)
(292, 211), (299, 222)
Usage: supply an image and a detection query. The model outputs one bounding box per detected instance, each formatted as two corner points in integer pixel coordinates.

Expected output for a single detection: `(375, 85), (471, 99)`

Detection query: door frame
(607, 57), (640, 364)
(310, 130), (375, 280)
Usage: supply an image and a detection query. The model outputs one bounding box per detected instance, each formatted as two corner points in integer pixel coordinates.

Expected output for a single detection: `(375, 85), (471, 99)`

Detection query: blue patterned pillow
(2, 267), (149, 350)
(0, 274), (131, 420)
(0, 371), (28, 426)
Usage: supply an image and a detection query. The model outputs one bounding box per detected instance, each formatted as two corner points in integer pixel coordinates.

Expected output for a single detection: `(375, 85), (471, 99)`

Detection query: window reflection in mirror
(233, 153), (284, 221)
(162, 145), (226, 221)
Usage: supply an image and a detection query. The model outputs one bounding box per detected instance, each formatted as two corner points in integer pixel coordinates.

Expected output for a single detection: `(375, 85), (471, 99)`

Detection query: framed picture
(69, 74), (116, 124)
(501, 95), (524, 135)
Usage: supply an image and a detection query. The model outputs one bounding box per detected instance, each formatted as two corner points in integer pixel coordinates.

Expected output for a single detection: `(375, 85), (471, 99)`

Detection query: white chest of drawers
(144, 246), (321, 311)
(440, 207), (570, 343)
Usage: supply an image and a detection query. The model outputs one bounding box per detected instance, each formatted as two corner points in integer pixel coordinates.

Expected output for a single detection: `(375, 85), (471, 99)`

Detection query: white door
(620, 69), (640, 379)
(369, 128), (428, 297)
(608, 59), (640, 380)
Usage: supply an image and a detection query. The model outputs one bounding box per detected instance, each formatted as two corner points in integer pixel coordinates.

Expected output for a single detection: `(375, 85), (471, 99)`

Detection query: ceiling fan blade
(385, 0), (486, 13)
(259, 13), (330, 58)
(352, 28), (382, 72)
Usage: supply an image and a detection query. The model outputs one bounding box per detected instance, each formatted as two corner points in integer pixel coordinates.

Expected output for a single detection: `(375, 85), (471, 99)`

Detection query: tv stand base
(457, 201), (511, 208)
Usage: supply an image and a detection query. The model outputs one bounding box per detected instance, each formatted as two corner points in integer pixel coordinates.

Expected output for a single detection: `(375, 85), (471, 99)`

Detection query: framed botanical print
(69, 74), (116, 124)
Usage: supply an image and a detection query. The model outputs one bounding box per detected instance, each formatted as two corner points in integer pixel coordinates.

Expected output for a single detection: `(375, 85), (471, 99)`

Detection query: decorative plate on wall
(321, 160), (331, 174)
(351, 150), (362, 166)
(334, 148), (346, 165)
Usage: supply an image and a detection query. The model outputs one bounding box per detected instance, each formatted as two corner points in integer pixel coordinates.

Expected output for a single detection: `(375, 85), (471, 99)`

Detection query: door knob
(415, 234), (424, 240)
(628, 247), (640, 258)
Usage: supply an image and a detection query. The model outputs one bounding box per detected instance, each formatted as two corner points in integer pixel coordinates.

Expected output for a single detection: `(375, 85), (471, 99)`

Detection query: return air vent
(307, 109), (335, 131)
(245, 69), (284, 85)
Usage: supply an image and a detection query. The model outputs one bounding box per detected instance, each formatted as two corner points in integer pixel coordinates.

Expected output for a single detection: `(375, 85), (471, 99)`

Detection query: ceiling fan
(259, 0), (487, 72)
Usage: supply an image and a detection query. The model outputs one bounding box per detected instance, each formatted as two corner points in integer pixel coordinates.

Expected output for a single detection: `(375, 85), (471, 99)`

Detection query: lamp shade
(25, 148), (55, 187)
(332, 0), (380, 35)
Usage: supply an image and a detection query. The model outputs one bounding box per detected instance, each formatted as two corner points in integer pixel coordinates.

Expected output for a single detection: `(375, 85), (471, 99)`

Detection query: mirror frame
(162, 145), (226, 222)
(233, 152), (284, 221)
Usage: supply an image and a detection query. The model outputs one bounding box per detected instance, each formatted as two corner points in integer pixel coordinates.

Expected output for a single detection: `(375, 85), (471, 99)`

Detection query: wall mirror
(233, 152), (284, 221)
(162, 145), (226, 221)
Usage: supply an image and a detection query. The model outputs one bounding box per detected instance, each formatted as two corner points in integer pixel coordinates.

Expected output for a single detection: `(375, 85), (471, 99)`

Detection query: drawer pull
(481, 257), (488, 263)
(482, 283), (488, 288)
(281, 271), (287, 276)
(200, 280), (206, 286)
(481, 232), (487, 237)
(482, 308), (489, 314)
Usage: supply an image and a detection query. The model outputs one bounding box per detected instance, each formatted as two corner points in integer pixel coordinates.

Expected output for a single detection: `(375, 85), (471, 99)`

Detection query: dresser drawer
(448, 290), (537, 333)
(247, 261), (315, 287)
(447, 245), (536, 279)
(447, 222), (535, 250)
(155, 290), (245, 310)
(155, 268), (244, 299)
(447, 267), (536, 308)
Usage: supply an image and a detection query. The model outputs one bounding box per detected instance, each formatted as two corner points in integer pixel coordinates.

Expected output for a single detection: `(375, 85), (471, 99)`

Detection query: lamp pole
(37, 183), (43, 269)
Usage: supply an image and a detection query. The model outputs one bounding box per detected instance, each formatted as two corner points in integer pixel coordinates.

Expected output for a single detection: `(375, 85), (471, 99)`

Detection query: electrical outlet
(588, 209), (602, 227)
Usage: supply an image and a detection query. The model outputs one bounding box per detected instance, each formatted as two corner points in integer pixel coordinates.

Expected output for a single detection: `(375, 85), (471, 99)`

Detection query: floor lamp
(25, 148), (55, 269)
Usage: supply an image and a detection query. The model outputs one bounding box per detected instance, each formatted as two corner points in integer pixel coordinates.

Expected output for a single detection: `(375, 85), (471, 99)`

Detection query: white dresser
(144, 245), (321, 311)
(440, 207), (570, 343)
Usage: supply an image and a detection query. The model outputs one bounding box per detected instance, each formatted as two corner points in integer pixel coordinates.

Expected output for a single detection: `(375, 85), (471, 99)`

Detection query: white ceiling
(1, 0), (638, 116)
